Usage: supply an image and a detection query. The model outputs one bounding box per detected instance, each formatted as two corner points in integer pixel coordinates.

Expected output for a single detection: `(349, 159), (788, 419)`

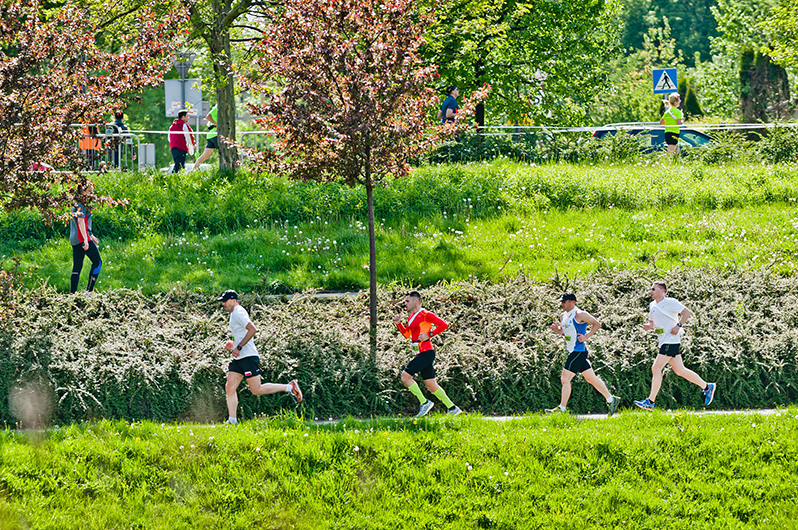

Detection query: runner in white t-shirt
(634, 282), (716, 411)
(218, 290), (302, 424)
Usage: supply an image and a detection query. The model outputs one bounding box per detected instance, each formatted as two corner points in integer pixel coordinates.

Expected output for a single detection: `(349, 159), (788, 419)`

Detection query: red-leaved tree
(244, 0), (485, 356)
(0, 0), (185, 220)
(0, 0), (184, 316)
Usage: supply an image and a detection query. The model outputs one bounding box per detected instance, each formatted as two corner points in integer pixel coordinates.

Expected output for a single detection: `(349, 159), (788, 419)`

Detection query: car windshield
(680, 131), (710, 147)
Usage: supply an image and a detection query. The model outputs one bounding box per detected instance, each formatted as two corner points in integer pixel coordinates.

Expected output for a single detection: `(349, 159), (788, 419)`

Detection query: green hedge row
(2, 267), (796, 425)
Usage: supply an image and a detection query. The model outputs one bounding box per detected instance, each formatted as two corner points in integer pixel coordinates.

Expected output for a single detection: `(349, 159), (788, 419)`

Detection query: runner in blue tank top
(547, 293), (621, 415)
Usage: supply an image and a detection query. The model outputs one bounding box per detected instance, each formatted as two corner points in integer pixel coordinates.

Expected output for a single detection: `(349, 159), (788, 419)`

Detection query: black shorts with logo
(564, 349), (591, 374)
(665, 132), (680, 145)
(404, 350), (436, 380)
(205, 136), (219, 149)
(228, 356), (262, 378)
(659, 343), (681, 357)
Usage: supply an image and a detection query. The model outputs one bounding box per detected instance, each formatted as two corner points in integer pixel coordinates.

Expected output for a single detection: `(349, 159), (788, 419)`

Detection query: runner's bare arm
(576, 311), (601, 342)
(550, 319), (563, 335)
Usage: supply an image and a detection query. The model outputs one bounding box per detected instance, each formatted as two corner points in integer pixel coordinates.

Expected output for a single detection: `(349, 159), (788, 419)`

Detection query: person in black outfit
(69, 183), (102, 293)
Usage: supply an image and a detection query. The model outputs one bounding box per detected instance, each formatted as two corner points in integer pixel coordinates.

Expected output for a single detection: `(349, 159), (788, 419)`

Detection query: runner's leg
(582, 368), (612, 400)
(226, 371), (244, 419)
(648, 354), (671, 402)
(559, 369), (576, 408)
(668, 355), (707, 389)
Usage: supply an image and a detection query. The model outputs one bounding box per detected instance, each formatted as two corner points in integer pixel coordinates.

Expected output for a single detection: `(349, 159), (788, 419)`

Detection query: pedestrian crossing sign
(653, 68), (678, 94)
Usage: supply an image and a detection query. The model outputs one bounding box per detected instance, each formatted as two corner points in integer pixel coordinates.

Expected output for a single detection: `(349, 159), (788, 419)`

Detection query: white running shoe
(416, 400), (434, 417)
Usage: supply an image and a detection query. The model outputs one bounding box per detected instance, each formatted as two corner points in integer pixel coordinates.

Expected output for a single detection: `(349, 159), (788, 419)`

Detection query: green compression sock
(407, 381), (426, 405)
(433, 387), (455, 409)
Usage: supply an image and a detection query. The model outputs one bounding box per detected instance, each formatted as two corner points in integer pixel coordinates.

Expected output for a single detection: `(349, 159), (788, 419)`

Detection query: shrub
(2, 267), (796, 425)
(757, 125), (798, 163)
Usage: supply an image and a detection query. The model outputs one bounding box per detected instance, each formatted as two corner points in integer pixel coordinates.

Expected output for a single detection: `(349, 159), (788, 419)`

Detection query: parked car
(592, 123), (713, 152)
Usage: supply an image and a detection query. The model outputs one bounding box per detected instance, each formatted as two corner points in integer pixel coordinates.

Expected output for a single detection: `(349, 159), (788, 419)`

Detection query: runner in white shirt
(218, 290), (302, 424)
(634, 282), (716, 411)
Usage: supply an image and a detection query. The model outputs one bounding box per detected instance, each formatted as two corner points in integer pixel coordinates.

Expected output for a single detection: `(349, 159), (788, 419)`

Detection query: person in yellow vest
(660, 93), (683, 155)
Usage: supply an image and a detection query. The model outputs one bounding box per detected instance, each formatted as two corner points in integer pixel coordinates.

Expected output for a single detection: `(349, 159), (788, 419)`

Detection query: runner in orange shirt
(393, 291), (461, 417)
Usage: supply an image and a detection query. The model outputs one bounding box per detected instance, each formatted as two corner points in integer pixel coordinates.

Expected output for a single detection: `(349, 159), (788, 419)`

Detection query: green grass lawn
(1, 410), (796, 529)
(3, 160), (798, 293)
(8, 203), (798, 294)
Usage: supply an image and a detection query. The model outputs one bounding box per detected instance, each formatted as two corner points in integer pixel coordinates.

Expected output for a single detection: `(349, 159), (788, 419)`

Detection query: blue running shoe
(634, 398), (655, 411)
(703, 383), (716, 406)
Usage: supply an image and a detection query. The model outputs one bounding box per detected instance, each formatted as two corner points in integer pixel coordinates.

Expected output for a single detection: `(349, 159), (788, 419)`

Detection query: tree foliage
(620, 0), (719, 67)
(0, 0), (185, 221)
(765, 0), (798, 69)
(243, 0), (486, 354)
(422, 0), (621, 126)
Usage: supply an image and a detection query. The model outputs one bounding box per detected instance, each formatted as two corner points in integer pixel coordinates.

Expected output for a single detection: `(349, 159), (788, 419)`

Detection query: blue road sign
(653, 68), (678, 94)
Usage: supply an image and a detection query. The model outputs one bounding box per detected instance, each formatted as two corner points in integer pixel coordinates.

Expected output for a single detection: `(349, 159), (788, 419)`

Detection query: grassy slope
(2, 161), (798, 294)
(0, 411), (796, 529)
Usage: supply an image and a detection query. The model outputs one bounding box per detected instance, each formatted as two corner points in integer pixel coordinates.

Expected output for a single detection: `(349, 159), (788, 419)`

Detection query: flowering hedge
(2, 268), (796, 425)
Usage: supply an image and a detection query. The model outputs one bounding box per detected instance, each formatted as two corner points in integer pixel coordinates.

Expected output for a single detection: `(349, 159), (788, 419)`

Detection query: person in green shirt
(191, 104), (218, 171)
(660, 93), (683, 154)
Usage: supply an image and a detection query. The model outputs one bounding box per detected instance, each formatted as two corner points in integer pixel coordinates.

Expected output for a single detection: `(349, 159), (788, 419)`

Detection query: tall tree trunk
(365, 164), (377, 359)
(210, 30), (237, 171)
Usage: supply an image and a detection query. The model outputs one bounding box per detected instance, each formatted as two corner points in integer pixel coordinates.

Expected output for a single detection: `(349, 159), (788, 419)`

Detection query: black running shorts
(564, 350), (591, 374)
(665, 132), (680, 146)
(659, 343), (681, 357)
(228, 356), (262, 378)
(404, 350), (436, 380)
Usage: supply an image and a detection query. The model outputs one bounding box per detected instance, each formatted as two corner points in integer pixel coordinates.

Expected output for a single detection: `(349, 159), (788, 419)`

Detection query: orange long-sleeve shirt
(396, 309), (449, 354)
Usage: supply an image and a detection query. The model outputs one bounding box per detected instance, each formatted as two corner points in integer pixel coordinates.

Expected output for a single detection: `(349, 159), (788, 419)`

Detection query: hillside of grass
(2, 268), (796, 425)
(2, 161), (798, 294)
(1, 411), (796, 529)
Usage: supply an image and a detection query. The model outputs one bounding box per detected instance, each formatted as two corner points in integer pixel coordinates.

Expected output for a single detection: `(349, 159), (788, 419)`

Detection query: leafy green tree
(712, 0), (791, 122)
(589, 21), (682, 125)
(620, 0), (719, 67)
(422, 0), (622, 126)
(764, 0), (798, 68)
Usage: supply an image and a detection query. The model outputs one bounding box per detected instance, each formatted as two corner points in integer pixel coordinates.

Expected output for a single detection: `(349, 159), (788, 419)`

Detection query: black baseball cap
(217, 290), (238, 302)
(557, 293), (577, 302)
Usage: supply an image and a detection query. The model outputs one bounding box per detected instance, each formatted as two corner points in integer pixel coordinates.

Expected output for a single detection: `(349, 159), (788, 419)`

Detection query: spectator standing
(169, 110), (196, 173)
(79, 125), (102, 170)
(104, 111), (135, 169)
(69, 183), (102, 293)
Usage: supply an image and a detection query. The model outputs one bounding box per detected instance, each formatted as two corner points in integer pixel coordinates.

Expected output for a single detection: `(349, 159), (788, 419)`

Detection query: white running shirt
(649, 297), (686, 346)
(229, 305), (258, 359)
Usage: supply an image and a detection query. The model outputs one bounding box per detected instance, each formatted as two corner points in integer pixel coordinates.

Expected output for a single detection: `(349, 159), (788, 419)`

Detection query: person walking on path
(634, 281), (716, 411)
(190, 104), (218, 171)
(660, 92), (683, 155)
(219, 290), (302, 425)
(437, 86), (459, 125)
(547, 293), (621, 416)
(69, 183), (102, 293)
(169, 110), (196, 173)
(393, 291), (461, 417)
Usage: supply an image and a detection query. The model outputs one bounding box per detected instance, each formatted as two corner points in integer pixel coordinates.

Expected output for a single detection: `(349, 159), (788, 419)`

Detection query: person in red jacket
(393, 291), (461, 417)
(169, 110), (196, 173)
